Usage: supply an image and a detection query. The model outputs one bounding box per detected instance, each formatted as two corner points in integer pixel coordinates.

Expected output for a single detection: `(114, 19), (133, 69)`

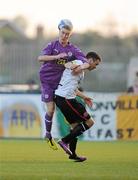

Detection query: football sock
(62, 122), (89, 144)
(69, 134), (78, 156)
(45, 113), (52, 139)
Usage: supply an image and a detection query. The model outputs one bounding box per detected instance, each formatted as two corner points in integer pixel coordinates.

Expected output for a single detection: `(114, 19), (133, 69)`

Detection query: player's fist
(57, 52), (67, 59)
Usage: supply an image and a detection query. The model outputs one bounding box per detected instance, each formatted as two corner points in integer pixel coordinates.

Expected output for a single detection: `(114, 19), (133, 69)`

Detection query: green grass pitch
(0, 139), (138, 180)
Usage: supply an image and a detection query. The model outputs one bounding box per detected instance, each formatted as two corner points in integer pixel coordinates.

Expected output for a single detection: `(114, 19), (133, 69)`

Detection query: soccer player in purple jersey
(38, 19), (89, 150)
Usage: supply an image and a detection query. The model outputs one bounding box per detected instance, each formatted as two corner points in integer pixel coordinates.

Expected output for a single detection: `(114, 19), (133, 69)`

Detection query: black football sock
(69, 136), (78, 157)
(62, 122), (89, 144)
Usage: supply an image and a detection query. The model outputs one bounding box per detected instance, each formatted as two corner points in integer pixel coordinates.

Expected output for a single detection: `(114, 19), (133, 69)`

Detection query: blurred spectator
(127, 72), (138, 94)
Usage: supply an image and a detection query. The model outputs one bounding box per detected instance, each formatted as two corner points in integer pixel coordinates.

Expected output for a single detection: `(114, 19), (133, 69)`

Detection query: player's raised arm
(72, 62), (90, 75)
(38, 52), (67, 62)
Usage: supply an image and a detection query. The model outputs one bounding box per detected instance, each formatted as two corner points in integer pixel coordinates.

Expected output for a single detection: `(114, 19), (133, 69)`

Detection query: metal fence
(0, 43), (40, 84)
(0, 42), (128, 92)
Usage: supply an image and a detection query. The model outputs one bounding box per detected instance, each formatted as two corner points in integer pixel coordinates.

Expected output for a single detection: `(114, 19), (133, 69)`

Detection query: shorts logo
(83, 112), (89, 118)
(44, 94), (49, 99)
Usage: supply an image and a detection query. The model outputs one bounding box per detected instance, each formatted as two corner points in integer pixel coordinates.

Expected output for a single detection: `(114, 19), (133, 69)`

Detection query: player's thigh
(66, 99), (91, 121)
(54, 96), (78, 123)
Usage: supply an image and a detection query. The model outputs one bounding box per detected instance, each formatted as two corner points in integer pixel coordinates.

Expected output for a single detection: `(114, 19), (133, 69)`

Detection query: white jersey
(55, 60), (84, 99)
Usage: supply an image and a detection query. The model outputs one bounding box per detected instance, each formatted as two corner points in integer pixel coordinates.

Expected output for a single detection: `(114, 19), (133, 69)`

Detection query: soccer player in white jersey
(54, 52), (101, 162)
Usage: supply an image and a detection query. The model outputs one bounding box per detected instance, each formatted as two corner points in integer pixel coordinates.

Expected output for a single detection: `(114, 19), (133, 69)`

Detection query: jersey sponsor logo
(56, 59), (67, 65)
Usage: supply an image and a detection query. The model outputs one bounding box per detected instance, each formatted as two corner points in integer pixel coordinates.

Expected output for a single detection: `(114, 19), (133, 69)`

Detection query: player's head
(58, 19), (73, 45)
(86, 51), (101, 71)
(58, 19), (73, 31)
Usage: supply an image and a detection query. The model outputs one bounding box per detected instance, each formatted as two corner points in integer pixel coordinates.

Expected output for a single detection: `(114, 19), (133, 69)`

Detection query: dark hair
(86, 51), (101, 62)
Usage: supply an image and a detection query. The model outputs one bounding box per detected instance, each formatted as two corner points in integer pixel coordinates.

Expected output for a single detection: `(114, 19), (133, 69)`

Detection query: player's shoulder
(42, 40), (58, 50)
(69, 42), (79, 49)
(47, 39), (58, 46)
(69, 43), (83, 54)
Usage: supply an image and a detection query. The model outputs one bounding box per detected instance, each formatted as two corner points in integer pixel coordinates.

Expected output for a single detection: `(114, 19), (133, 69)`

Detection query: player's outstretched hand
(84, 97), (93, 107)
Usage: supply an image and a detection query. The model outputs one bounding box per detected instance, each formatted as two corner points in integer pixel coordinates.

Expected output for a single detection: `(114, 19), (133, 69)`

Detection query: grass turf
(0, 139), (138, 180)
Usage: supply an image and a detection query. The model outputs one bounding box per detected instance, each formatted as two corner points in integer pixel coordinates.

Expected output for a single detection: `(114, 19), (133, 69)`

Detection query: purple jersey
(39, 40), (87, 102)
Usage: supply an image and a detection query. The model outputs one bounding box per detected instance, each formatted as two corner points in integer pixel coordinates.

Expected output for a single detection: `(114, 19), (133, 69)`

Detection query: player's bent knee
(47, 110), (54, 117)
(85, 118), (94, 128)
(90, 119), (94, 127)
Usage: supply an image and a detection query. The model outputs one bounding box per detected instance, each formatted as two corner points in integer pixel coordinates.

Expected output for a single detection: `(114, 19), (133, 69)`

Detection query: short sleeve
(40, 42), (53, 55)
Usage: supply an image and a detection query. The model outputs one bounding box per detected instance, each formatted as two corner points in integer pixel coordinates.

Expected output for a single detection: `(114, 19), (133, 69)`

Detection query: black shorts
(54, 95), (91, 124)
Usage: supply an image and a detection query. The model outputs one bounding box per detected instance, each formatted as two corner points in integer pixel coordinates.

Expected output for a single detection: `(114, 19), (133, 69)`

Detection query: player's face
(59, 28), (72, 45)
(88, 59), (100, 71)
